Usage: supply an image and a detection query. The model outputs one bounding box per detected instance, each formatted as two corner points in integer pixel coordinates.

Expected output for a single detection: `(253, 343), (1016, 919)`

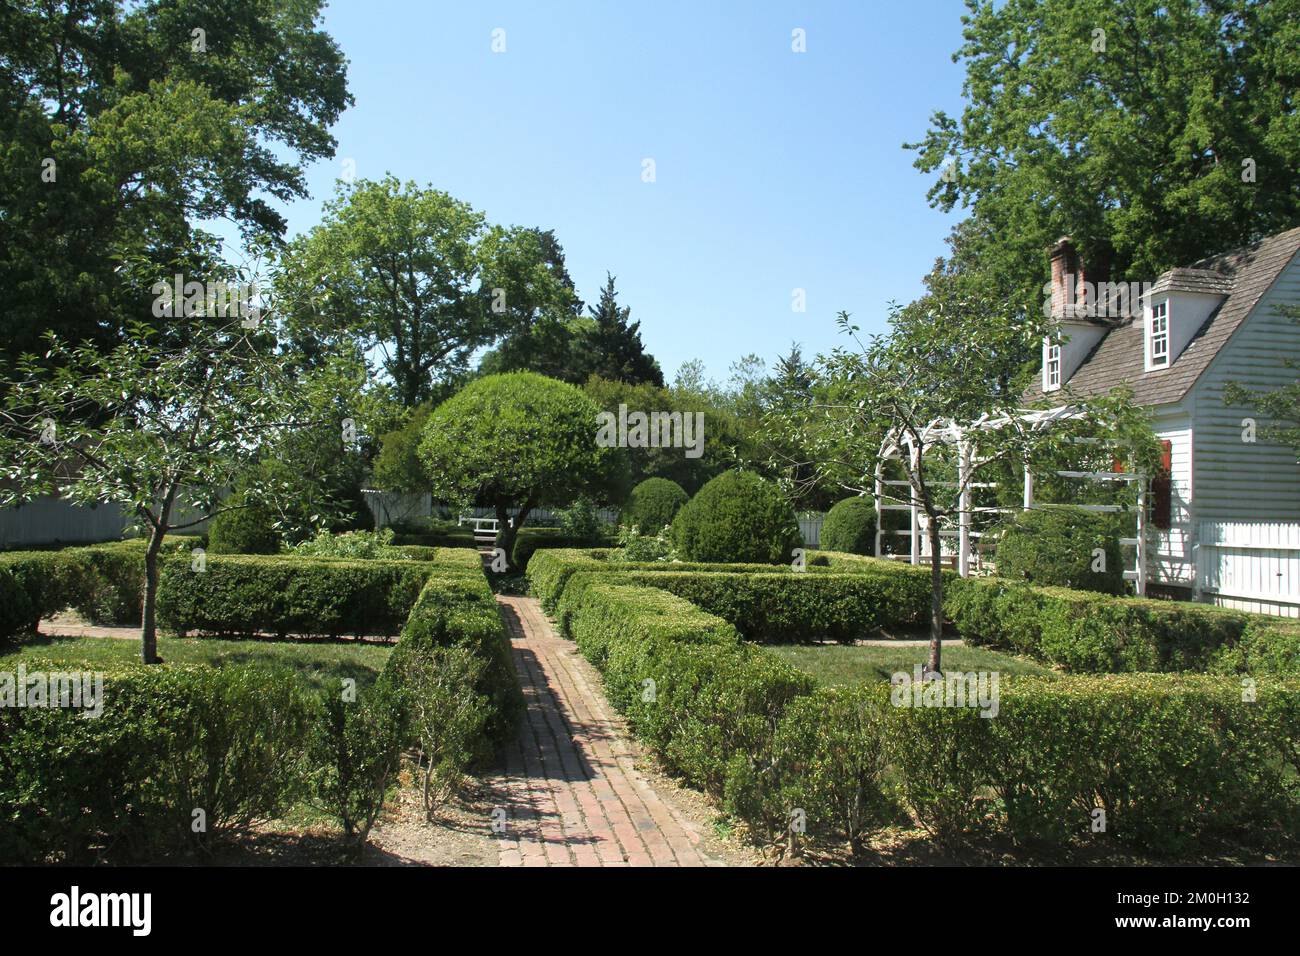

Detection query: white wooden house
(1025, 226), (1300, 616)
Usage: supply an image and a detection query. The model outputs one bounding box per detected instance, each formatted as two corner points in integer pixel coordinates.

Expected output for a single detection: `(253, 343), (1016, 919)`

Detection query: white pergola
(872, 405), (1148, 594)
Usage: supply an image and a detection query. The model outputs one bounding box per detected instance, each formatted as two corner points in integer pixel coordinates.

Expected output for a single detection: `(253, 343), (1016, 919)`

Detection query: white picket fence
(1196, 520), (1300, 617)
(0, 495), (213, 549)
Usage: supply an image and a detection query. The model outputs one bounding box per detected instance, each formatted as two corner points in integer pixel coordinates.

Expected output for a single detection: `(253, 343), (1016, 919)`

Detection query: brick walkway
(490, 595), (720, 867)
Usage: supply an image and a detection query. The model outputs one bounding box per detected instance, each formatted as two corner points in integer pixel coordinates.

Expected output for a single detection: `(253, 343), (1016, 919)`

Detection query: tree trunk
(926, 515), (944, 675)
(495, 496), (538, 570)
(141, 525), (165, 665)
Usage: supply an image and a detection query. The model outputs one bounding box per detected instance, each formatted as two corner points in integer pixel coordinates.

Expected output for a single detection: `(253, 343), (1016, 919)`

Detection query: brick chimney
(1049, 237), (1080, 319)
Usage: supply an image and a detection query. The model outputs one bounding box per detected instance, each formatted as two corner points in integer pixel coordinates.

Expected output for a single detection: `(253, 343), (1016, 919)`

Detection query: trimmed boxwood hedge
(944, 575), (1300, 675)
(382, 566), (522, 750)
(509, 527), (616, 571)
(670, 471), (802, 564)
(157, 555), (435, 639)
(550, 565), (1300, 854)
(0, 662), (314, 863)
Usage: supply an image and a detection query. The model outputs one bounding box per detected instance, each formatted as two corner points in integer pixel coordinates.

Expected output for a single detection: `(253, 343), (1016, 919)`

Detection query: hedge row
(0, 662), (315, 863)
(549, 570), (1300, 855)
(0, 537), (205, 641)
(509, 527), (616, 571)
(157, 555), (435, 639)
(382, 565), (523, 750)
(945, 575), (1300, 676)
(745, 675), (1300, 855)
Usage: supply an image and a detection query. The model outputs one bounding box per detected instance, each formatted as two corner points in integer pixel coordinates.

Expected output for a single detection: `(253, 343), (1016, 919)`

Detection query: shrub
(736, 685), (895, 856)
(384, 571), (522, 750)
(943, 575), (1285, 674)
(207, 500), (282, 554)
(308, 679), (408, 851)
(387, 644), (490, 815)
(0, 550), (94, 640)
(290, 528), (404, 560)
(0, 663), (313, 863)
(555, 496), (606, 540)
(819, 497), (878, 556)
(670, 471), (802, 564)
(611, 523), (677, 563)
(620, 566), (936, 642)
(622, 478), (688, 534)
(994, 507), (1124, 595)
(510, 527), (614, 571)
(157, 555), (432, 639)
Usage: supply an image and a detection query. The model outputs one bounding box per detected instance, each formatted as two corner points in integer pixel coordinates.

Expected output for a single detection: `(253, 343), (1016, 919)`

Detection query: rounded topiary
(670, 471), (802, 564)
(622, 478), (689, 534)
(819, 497), (878, 555)
(995, 507), (1124, 594)
(207, 499), (282, 554)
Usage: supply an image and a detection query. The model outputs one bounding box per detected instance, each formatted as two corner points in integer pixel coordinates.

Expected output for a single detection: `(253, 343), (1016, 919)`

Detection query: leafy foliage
(622, 477), (688, 534)
(670, 471), (802, 564)
(819, 497), (878, 555)
(994, 507), (1125, 595)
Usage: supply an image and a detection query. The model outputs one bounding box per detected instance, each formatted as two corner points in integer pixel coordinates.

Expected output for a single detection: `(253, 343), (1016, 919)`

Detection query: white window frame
(1147, 300), (1169, 370)
(1044, 340), (1062, 391)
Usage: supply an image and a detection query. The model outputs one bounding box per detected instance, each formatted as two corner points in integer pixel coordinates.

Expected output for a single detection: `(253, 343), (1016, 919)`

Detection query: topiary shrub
(670, 471), (802, 564)
(819, 497), (878, 555)
(207, 499), (282, 554)
(622, 478), (688, 534)
(994, 506), (1124, 595)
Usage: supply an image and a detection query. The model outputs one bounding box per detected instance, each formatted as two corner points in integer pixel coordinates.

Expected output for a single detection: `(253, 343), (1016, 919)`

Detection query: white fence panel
(1196, 520), (1300, 617)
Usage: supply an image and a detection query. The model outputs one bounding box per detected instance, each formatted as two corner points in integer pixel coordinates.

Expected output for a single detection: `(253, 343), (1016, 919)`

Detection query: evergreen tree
(575, 273), (664, 386)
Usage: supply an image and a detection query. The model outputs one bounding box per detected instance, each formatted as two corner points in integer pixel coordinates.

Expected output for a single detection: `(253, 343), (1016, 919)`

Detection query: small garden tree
(779, 262), (1158, 672)
(418, 372), (614, 564)
(0, 320), (340, 663)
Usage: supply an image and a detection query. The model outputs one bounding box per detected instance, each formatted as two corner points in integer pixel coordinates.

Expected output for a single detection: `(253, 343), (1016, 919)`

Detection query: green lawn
(1, 634), (392, 694)
(768, 642), (1055, 687)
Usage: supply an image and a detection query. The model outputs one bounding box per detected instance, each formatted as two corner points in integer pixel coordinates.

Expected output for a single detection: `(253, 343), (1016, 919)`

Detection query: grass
(1, 633), (392, 694)
(768, 642), (1055, 687)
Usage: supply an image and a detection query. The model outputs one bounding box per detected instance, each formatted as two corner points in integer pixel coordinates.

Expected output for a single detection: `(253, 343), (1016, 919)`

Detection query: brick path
(490, 595), (720, 867)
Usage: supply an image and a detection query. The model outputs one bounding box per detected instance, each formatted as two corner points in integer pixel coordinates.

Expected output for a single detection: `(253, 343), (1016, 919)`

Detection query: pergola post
(1023, 459), (1034, 511)
(958, 438), (972, 577)
(1135, 474), (1148, 597)
(908, 442), (920, 566)
(873, 457), (884, 559)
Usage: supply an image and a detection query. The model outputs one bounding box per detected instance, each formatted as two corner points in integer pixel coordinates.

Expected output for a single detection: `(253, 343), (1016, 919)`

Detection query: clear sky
(276, 0), (970, 384)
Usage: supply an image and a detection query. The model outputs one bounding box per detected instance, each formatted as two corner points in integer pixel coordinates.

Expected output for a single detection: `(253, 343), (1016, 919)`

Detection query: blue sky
(276, 0), (970, 384)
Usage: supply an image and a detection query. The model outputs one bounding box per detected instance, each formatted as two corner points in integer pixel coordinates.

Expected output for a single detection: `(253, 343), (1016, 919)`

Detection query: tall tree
(575, 273), (664, 386)
(908, 0), (1300, 318)
(0, 0), (351, 363)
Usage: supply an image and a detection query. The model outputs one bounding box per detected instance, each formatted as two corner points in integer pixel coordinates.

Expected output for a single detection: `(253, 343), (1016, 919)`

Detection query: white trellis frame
(872, 406), (1148, 594)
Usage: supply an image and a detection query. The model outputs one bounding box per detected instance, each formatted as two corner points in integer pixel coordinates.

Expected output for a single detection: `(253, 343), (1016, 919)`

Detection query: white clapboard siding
(0, 495), (212, 548)
(1196, 520), (1300, 617)
(1189, 251), (1300, 524)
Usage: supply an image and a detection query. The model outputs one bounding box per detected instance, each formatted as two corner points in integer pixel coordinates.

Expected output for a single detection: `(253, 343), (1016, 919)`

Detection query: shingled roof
(1024, 225), (1300, 407)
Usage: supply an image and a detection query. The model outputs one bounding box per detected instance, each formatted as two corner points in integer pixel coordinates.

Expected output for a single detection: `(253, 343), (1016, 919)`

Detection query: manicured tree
(670, 471), (802, 564)
(418, 373), (614, 564)
(622, 477), (689, 533)
(820, 497), (878, 555)
(0, 321), (335, 663)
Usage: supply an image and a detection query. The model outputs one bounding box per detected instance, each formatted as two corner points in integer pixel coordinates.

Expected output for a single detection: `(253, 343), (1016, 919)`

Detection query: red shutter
(1150, 440), (1173, 531)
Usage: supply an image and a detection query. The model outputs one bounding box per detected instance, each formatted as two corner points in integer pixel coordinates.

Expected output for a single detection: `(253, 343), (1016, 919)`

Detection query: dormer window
(1045, 342), (1061, 390)
(1148, 300), (1169, 369)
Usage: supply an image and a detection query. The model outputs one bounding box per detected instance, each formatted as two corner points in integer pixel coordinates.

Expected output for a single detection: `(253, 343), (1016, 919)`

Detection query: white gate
(1196, 520), (1300, 617)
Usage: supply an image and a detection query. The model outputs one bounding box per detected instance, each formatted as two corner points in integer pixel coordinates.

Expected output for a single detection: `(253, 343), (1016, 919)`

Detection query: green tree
(418, 373), (614, 563)
(0, 320), (340, 663)
(908, 0), (1300, 321)
(278, 177), (499, 407)
(781, 297), (1158, 673)
(574, 273), (664, 386)
(0, 0), (351, 363)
